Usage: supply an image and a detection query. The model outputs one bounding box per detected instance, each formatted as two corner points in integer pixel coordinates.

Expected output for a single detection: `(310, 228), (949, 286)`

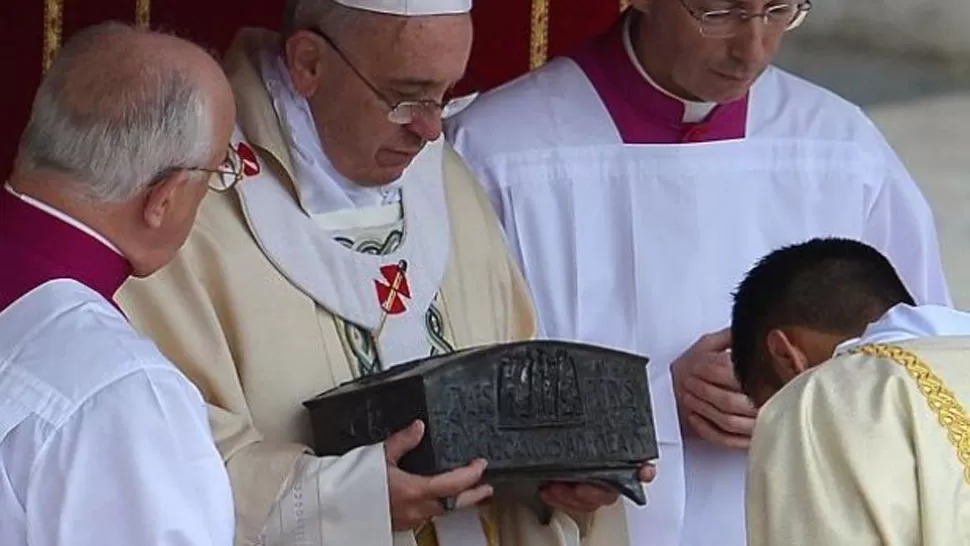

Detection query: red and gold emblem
(235, 141), (261, 177)
(374, 260), (410, 316)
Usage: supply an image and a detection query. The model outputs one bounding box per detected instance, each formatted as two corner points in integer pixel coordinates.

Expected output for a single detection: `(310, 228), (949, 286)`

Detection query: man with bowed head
(0, 22), (237, 545)
(445, 0), (950, 545)
(731, 237), (970, 544)
(117, 1), (655, 545)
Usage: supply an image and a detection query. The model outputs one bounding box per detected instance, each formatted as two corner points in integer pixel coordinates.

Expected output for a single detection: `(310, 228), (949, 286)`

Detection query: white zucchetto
(334, 0), (471, 15)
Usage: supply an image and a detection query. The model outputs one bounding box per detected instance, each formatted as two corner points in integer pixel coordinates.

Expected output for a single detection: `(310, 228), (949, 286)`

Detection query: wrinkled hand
(540, 464), (657, 514)
(384, 420), (494, 531)
(672, 327), (758, 450)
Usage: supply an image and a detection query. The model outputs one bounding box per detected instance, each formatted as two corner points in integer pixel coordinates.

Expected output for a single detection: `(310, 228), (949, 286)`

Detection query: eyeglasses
(678, 0), (812, 38)
(156, 144), (245, 192)
(207, 144), (246, 191)
(306, 27), (450, 125)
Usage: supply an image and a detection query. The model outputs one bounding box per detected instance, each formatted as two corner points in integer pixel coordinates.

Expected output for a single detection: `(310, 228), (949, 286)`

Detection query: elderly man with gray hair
(116, 1), (655, 546)
(0, 22), (238, 545)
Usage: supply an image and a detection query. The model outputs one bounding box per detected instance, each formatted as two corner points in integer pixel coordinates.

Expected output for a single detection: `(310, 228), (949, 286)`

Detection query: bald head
(15, 22), (234, 203)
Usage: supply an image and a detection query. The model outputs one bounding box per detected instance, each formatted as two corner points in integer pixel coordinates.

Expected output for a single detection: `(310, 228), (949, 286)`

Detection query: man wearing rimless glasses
(447, 1), (950, 546)
(117, 1), (654, 546)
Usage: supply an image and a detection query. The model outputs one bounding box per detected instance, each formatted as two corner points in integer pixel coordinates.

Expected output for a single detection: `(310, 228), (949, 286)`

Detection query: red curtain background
(0, 1), (624, 177)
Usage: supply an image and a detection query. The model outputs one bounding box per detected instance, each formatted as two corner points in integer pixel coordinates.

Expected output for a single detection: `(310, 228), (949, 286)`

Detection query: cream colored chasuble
(233, 128), (494, 545)
(113, 29), (594, 546)
(231, 65), (495, 543)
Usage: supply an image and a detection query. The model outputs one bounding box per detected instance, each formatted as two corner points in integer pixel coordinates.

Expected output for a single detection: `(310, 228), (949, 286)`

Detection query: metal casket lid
(417, 340), (658, 472)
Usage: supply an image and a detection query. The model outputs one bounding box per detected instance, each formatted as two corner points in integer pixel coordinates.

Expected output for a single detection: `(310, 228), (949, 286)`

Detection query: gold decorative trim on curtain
(529, 0), (549, 69)
(43, 0), (64, 72)
(43, 0), (151, 72)
(136, 0), (151, 28)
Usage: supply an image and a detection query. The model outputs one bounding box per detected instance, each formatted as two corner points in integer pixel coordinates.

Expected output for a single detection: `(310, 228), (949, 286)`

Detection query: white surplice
(444, 16), (951, 546)
(837, 303), (970, 351)
(0, 280), (235, 546)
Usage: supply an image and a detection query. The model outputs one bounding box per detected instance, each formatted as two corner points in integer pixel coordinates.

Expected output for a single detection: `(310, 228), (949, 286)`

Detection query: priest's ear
(283, 31), (325, 98)
(140, 169), (203, 231)
(763, 328), (811, 384)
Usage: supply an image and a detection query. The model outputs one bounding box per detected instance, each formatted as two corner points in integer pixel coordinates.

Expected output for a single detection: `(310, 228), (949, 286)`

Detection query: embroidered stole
(850, 343), (970, 483)
(329, 219), (456, 377)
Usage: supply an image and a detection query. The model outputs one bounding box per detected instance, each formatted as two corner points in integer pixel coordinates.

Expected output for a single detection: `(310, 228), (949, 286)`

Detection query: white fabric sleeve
(860, 114), (952, 307)
(258, 446), (407, 546)
(549, 510), (582, 546)
(26, 367), (235, 546)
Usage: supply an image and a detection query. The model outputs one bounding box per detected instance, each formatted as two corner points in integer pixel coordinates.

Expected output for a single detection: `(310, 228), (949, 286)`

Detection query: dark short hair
(731, 237), (915, 397)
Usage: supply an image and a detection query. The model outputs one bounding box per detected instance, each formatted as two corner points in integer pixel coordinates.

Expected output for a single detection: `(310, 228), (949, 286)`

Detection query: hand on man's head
(672, 327), (759, 450)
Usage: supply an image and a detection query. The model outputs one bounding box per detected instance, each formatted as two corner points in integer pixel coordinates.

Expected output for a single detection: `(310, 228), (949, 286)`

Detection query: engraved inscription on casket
(426, 345), (654, 472)
(337, 397), (390, 441)
(303, 340), (658, 506)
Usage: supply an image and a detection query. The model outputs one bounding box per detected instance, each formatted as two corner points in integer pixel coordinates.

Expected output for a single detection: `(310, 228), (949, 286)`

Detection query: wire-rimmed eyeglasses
(306, 27), (449, 125)
(678, 0), (813, 38)
(156, 144), (245, 192)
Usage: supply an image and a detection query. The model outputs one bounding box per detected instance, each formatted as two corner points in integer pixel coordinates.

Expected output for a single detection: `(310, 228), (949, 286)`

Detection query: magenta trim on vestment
(569, 15), (749, 144)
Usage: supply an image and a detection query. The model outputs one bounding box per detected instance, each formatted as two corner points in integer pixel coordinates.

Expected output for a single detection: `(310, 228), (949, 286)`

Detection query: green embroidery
(426, 294), (456, 356)
(332, 228), (456, 377)
(334, 230), (403, 255)
(334, 229), (404, 376)
(345, 321), (382, 377)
